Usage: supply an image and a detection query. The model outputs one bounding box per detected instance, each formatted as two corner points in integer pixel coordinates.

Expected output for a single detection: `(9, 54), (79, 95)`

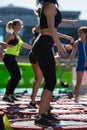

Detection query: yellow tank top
(5, 35), (23, 56)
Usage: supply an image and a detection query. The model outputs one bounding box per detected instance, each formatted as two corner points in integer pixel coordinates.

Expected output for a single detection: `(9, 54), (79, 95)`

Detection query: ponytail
(6, 21), (13, 33)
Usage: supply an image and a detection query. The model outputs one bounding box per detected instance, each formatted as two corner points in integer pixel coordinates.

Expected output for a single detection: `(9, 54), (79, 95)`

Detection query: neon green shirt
(5, 35), (23, 56)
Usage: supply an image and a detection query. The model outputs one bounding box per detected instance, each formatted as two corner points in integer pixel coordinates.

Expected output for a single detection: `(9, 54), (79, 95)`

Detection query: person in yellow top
(2, 19), (32, 103)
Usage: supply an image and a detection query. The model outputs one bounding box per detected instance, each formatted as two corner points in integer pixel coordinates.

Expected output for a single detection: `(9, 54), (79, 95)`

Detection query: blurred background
(0, 0), (87, 91)
(0, 0), (87, 62)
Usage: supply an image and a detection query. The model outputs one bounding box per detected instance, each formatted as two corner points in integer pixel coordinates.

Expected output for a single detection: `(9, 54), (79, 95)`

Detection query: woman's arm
(22, 43), (32, 50)
(5, 34), (13, 43)
(57, 32), (74, 43)
(44, 3), (67, 57)
(61, 19), (79, 26)
(0, 42), (8, 49)
(66, 41), (78, 71)
(4, 34), (15, 47)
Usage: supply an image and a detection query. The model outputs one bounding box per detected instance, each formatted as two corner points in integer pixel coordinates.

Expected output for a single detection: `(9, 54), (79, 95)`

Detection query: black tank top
(40, 5), (62, 29)
(8, 33), (19, 46)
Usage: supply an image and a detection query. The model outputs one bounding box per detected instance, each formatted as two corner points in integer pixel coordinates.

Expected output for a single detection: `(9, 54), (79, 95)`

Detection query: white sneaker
(74, 97), (79, 103)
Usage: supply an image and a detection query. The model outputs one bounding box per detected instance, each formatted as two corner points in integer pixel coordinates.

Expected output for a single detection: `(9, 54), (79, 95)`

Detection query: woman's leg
(33, 36), (58, 126)
(32, 36), (56, 113)
(3, 55), (21, 95)
(31, 62), (43, 104)
(74, 71), (83, 98)
(9, 61), (21, 95)
(39, 89), (52, 113)
(38, 50), (56, 113)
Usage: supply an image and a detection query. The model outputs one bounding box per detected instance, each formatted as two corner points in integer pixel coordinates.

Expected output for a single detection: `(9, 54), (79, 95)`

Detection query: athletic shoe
(10, 95), (19, 101)
(28, 102), (37, 109)
(2, 96), (14, 103)
(35, 114), (55, 127)
(45, 110), (59, 123)
(74, 97), (79, 103)
(49, 105), (53, 110)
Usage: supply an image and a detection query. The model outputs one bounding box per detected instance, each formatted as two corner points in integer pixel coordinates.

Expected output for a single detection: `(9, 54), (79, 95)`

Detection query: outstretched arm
(61, 19), (79, 26)
(22, 42), (32, 50)
(57, 32), (74, 43)
(66, 41), (78, 71)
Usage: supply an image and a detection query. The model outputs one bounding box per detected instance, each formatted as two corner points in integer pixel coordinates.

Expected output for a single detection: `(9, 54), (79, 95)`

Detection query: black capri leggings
(32, 35), (56, 92)
(3, 54), (21, 95)
(28, 51), (37, 64)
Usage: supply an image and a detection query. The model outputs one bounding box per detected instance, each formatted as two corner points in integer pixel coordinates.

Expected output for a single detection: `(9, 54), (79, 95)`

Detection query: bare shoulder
(5, 33), (14, 42)
(6, 33), (14, 39)
(44, 3), (56, 16)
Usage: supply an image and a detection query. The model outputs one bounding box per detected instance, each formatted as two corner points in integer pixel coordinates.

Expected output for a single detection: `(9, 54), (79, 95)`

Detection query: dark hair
(39, 0), (58, 6)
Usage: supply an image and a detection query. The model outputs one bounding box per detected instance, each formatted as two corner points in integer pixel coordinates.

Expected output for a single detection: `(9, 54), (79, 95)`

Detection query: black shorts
(29, 51), (37, 64)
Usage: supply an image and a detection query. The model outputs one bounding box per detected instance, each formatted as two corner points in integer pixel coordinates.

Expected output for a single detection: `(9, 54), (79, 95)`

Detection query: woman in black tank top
(33, 0), (78, 127)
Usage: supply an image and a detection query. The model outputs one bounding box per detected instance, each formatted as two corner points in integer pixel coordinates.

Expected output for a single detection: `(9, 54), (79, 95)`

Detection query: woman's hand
(68, 36), (74, 44)
(58, 43), (67, 58)
(65, 44), (73, 50)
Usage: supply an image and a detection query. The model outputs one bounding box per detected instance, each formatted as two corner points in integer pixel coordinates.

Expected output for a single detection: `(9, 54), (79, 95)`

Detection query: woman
(28, 7), (43, 109)
(28, 25), (42, 109)
(29, 26), (73, 109)
(28, 6), (75, 109)
(32, 0), (77, 127)
(66, 26), (87, 103)
(2, 19), (32, 103)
